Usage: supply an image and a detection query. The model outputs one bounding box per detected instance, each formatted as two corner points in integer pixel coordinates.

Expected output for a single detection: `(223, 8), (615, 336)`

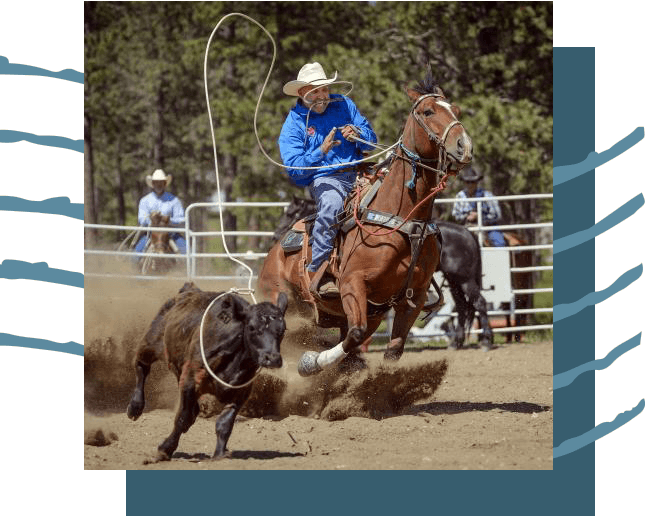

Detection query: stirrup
(318, 279), (340, 297)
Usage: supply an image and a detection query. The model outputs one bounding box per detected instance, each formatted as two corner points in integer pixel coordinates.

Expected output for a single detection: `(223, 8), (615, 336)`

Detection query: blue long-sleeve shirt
(278, 94), (377, 187)
(137, 191), (185, 227)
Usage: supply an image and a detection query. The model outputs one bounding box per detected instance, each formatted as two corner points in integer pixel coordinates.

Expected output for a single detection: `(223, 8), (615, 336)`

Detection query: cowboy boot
(308, 261), (339, 298)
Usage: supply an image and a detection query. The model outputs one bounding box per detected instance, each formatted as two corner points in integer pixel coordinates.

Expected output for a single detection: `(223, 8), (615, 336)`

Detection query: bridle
(352, 93), (466, 238)
(398, 93), (465, 189)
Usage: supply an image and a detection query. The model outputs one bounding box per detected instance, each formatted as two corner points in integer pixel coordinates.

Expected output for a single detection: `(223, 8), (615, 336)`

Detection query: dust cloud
(85, 258), (447, 422)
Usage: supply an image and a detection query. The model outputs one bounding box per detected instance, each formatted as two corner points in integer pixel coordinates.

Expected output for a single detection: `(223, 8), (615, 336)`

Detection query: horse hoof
(298, 351), (322, 377)
(383, 348), (403, 361)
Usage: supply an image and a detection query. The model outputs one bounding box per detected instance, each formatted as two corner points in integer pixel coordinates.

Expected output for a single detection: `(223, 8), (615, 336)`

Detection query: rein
(352, 172), (452, 237)
(351, 93), (460, 238)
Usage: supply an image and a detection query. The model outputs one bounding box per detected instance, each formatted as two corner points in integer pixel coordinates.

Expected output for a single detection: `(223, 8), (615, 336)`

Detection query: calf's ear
(276, 292), (288, 315)
(221, 294), (248, 321)
(230, 294), (249, 321)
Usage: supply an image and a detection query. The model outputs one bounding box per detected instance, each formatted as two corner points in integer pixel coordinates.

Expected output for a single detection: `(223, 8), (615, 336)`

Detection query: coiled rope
(199, 13), (406, 387)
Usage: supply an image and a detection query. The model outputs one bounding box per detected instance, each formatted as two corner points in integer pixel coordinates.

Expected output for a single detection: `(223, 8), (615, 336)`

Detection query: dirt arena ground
(84, 275), (552, 471)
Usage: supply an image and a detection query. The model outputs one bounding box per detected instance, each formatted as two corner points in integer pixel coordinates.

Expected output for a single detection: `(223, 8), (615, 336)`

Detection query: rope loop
(198, 288), (261, 390)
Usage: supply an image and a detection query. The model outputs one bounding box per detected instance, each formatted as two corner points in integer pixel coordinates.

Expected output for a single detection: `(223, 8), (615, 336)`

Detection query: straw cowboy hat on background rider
(146, 168), (173, 195)
(279, 61), (378, 296)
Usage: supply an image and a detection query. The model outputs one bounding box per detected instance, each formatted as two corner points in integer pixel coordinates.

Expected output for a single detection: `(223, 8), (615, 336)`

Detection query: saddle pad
(280, 230), (307, 253)
(280, 215), (316, 253)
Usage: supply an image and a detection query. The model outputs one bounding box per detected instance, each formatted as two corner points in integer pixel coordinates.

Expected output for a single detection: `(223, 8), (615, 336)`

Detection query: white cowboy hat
(145, 168), (173, 188)
(283, 62), (341, 97)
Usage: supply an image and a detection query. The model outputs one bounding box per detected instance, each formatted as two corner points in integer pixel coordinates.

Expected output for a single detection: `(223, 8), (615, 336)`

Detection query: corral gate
(84, 193), (553, 339)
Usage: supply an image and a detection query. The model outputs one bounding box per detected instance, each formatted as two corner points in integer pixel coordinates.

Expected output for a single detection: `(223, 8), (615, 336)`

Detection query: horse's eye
(423, 109), (434, 117)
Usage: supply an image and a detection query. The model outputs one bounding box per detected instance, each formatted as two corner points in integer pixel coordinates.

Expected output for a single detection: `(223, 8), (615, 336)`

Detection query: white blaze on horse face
(434, 99), (472, 163)
(437, 100), (457, 119)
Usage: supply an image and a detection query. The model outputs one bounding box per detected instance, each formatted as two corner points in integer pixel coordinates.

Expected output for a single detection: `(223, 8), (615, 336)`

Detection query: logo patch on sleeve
(307, 126), (316, 136)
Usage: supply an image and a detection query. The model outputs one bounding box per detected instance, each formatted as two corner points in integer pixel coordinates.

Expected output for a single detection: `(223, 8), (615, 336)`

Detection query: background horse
(272, 199), (492, 350)
(140, 212), (177, 275)
(258, 69), (472, 376)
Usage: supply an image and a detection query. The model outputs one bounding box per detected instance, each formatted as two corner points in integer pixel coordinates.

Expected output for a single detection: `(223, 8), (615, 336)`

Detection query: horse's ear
(406, 88), (421, 103)
(451, 103), (462, 118)
(435, 86), (445, 98)
(162, 215), (170, 224)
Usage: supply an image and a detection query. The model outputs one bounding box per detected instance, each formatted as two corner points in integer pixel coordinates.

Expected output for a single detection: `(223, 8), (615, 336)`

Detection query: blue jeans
(307, 171), (356, 272)
(487, 230), (505, 247)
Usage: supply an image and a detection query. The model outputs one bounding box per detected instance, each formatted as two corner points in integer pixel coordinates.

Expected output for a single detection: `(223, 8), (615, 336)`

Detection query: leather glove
(321, 127), (341, 154)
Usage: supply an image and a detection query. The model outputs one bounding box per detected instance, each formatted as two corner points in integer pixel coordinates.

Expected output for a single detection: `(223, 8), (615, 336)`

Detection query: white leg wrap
(316, 342), (348, 369)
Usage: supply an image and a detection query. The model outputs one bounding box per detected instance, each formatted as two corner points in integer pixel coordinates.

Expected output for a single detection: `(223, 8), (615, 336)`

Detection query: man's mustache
(305, 97), (342, 107)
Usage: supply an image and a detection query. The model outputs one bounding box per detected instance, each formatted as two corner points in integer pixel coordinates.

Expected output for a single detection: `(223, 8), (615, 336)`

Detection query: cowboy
(134, 169), (187, 255)
(451, 165), (505, 247)
(278, 62), (378, 296)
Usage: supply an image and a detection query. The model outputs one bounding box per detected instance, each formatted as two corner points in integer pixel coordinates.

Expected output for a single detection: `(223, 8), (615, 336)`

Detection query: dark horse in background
(258, 68), (473, 376)
(272, 198), (492, 350)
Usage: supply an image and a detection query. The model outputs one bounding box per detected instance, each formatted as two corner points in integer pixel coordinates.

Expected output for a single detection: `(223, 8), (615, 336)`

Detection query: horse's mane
(412, 68), (443, 97)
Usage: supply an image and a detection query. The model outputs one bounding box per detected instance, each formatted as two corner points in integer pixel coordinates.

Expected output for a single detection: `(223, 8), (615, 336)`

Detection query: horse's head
(404, 70), (473, 174)
(149, 212), (171, 253)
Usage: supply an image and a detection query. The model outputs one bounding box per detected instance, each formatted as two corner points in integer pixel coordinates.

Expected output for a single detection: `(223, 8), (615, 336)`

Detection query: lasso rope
(201, 14), (459, 385)
(198, 289), (261, 389)
(202, 13), (398, 294)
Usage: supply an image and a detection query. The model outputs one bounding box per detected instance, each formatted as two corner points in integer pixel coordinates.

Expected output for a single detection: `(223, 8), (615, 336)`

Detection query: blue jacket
(278, 94), (378, 187)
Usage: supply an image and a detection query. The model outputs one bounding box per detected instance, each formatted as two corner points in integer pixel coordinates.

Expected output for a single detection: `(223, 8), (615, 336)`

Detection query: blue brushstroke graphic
(0, 130), (83, 153)
(554, 333), (642, 389)
(553, 264), (642, 322)
(554, 194), (644, 254)
(0, 196), (83, 220)
(0, 260), (83, 288)
(554, 399), (645, 458)
(0, 332), (83, 356)
(0, 55), (83, 84)
(554, 127), (643, 186)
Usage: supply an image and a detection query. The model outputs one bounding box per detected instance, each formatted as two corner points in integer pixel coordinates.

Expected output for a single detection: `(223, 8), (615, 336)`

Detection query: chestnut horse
(258, 71), (472, 376)
(140, 212), (176, 274)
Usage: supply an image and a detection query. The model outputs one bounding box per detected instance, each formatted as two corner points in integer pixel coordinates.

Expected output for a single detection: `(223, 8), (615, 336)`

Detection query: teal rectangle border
(126, 47), (595, 515)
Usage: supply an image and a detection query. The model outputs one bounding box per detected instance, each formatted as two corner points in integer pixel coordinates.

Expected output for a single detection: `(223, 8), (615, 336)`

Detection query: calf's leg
(126, 307), (170, 419)
(213, 403), (241, 459)
(156, 377), (200, 461)
(126, 361), (151, 420)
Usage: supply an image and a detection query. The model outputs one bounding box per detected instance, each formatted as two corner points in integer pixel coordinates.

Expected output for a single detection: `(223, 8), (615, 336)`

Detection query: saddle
(278, 162), (389, 302)
(279, 159), (442, 308)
